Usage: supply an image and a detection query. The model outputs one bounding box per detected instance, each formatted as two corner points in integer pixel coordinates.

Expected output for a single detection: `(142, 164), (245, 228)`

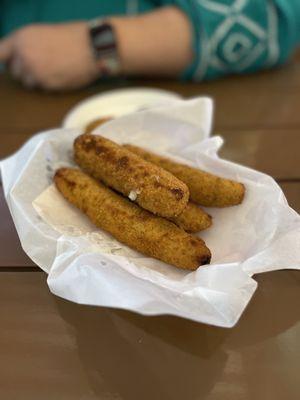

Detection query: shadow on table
(54, 270), (299, 400)
(55, 302), (228, 399)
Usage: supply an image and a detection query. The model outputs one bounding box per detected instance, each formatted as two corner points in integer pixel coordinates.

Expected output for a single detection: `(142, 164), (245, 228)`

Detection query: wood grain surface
(0, 271), (299, 400)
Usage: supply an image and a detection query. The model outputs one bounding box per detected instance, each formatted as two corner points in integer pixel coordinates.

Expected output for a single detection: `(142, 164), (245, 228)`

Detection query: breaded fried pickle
(124, 144), (245, 207)
(74, 134), (189, 218)
(54, 168), (211, 270)
(84, 117), (112, 134)
(171, 202), (212, 233)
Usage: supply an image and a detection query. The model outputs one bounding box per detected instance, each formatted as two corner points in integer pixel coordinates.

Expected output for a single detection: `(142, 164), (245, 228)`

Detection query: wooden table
(0, 57), (299, 399)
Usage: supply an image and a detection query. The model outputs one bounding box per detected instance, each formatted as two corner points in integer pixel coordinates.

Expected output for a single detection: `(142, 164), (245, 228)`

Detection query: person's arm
(0, 6), (193, 90)
(109, 7), (192, 77)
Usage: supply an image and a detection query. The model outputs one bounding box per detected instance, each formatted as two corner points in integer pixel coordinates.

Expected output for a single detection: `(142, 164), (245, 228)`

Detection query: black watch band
(88, 18), (121, 77)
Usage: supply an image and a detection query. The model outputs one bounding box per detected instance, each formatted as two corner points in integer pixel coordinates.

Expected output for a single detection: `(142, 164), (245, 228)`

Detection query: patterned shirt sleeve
(162, 0), (300, 81)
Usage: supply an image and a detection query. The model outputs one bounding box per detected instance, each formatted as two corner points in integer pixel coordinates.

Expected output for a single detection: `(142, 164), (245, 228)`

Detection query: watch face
(89, 21), (120, 75)
(90, 23), (117, 57)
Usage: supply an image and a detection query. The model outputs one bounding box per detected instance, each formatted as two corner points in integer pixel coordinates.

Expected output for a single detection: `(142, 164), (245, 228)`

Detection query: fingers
(0, 35), (14, 62)
(0, 32), (37, 88)
(8, 55), (37, 88)
(10, 56), (23, 79)
(22, 73), (37, 89)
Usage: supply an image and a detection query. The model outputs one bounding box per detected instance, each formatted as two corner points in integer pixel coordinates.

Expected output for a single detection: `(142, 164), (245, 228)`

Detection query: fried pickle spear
(74, 134), (189, 218)
(171, 202), (212, 233)
(84, 117), (112, 134)
(54, 168), (211, 270)
(124, 144), (245, 207)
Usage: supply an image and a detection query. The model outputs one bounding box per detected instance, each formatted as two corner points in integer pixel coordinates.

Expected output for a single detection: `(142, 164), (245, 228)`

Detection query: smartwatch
(88, 18), (121, 77)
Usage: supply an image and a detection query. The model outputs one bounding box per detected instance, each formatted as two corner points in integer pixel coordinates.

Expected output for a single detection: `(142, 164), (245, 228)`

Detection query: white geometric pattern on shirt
(194, 0), (279, 80)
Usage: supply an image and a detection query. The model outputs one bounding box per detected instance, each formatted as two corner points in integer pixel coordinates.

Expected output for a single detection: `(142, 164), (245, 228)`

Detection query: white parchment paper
(1, 98), (299, 327)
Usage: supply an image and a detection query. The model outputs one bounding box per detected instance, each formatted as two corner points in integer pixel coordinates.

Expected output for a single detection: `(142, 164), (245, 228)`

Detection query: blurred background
(0, 0), (299, 91)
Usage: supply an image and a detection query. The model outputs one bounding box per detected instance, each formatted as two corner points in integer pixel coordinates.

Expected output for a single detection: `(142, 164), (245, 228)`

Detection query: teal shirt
(172, 0), (300, 80)
(1, 0), (299, 81)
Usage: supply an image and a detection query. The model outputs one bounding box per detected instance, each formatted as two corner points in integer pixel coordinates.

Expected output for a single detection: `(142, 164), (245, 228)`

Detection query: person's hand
(0, 22), (99, 90)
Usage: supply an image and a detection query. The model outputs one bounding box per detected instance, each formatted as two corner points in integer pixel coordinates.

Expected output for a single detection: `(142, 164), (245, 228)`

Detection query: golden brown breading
(74, 134), (189, 218)
(124, 144), (245, 207)
(54, 168), (211, 270)
(171, 202), (212, 233)
(84, 117), (112, 134)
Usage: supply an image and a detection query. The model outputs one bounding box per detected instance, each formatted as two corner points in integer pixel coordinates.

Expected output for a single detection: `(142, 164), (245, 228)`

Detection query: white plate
(63, 87), (181, 129)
